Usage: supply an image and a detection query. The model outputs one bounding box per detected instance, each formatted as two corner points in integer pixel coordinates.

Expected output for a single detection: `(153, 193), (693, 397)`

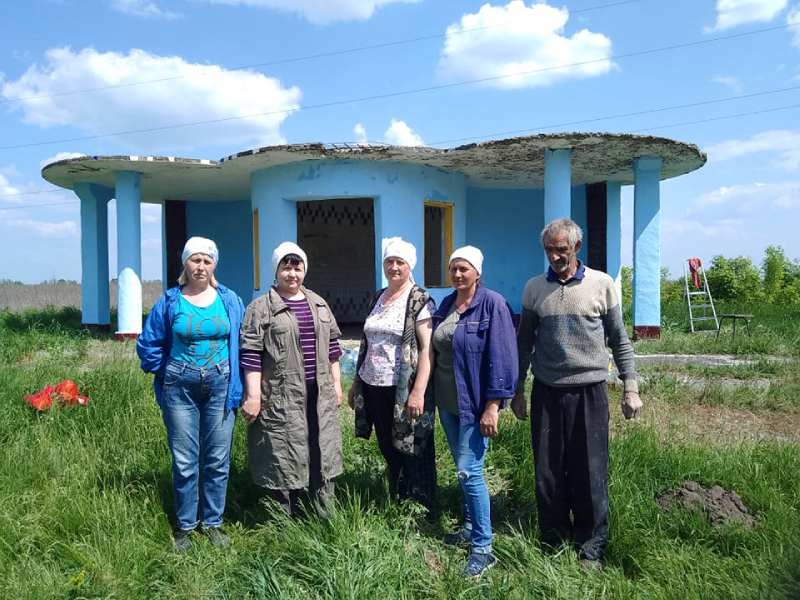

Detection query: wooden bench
(716, 313), (753, 340)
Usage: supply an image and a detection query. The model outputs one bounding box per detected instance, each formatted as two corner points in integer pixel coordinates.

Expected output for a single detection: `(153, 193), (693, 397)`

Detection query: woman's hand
(330, 360), (343, 407)
(406, 389), (425, 419)
(334, 381), (343, 407)
(242, 394), (261, 424)
(347, 385), (356, 409)
(480, 400), (501, 438)
(242, 370), (262, 424)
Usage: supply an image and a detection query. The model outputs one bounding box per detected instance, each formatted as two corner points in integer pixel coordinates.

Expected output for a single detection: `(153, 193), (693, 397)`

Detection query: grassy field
(631, 300), (800, 357)
(2, 306), (800, 599)
(0, 280), (163, 312)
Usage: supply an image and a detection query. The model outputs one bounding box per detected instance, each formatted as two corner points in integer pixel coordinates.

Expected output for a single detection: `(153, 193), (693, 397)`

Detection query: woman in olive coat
(240, 242), (343, 517)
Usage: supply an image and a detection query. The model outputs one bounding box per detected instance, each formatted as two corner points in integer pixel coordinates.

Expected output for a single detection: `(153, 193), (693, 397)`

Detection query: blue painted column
(74, 182), (112, 327)
(606, 181), (623, 306)
(543, 148), (572, 269)
(251, 169), (297, 291)
(115, 171), (143, 337)
(632, 157), (663, 338)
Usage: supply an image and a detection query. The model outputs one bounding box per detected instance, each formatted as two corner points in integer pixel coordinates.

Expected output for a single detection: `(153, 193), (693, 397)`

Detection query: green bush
(703, 255), (763, 303)
(763, 245), (787, 301)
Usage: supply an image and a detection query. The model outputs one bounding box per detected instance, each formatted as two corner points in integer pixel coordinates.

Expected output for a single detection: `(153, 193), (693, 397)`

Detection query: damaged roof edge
(40, 132), (707, 192)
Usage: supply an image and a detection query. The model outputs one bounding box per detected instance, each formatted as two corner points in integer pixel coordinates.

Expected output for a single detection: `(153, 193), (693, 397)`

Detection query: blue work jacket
(136, 284), (245, 410)
(432, 286), (519, 424)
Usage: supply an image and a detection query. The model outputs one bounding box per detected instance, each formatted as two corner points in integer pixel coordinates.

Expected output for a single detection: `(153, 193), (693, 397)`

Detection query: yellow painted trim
(424, 201), (454, 288)
(252, 208), (260, 290)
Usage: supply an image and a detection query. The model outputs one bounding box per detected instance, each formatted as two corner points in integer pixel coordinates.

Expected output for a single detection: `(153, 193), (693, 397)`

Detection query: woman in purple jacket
(431, 245), (518, 579)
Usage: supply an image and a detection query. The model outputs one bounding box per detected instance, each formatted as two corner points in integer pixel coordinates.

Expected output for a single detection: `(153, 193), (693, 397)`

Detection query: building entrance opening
(297, 198), (375, 323)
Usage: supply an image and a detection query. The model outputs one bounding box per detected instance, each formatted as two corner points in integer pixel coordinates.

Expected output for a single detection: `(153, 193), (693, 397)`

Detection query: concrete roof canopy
(41, 133), (706, 203)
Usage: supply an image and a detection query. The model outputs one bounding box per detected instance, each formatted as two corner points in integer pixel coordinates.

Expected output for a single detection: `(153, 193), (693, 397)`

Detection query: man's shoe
(443, 528), (471, 548)
(462, 552), (497, 578)
(173, 529), (193, 552)
(579, 558), (603, 572)
(204, 526), (231, 548)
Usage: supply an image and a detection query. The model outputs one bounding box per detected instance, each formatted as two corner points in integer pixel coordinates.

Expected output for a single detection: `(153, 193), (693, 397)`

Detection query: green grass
(2, 309), (800, 599)
(631, 301), (800, 357)
(635, 359), (800, 413)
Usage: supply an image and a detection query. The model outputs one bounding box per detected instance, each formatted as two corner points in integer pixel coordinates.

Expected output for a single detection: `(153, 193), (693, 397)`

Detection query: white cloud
(9, 218), (78, 238)
(789, 4), (800, 46)
(142, 203), (161, 224)
(384, 118), (424, 146)
(200, 0), (420, 24)
(0, 173), (22, 199)
(110, 0), (180, 18)
(663, 217), (744, 238)
(437, 0), (614, 90)
(705, 129), (800, 170)
(711, 75), (744, 94)
(696, 181), (800, 208)
(40, 152), (87, 168)
(353, 122), (368, 143)
(707, 0), (788, 31)
(2, 47), (302, 149)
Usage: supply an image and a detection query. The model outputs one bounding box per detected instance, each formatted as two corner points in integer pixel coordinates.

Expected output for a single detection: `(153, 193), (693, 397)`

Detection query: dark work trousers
(531, 379), (609, 561)
(266, 382), (334, 518)
(362, 382), (437, 516)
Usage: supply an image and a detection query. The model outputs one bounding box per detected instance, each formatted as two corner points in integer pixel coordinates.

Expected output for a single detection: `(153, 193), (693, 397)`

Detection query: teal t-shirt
(170, 293), (231, 367)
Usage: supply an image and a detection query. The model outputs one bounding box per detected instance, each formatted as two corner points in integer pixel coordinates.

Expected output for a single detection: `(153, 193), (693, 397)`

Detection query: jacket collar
(546, 261), (585, 285)
(167, 282), (230, 299)
(440, 285), (488, 317)
(269, 285), (324, 312)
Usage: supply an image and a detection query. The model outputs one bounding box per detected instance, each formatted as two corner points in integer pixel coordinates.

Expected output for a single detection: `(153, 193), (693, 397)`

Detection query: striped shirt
(240, 297), (342, 380)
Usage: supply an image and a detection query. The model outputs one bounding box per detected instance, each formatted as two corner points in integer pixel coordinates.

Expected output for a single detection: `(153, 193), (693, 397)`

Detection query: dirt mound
(656, 480), (756, 528)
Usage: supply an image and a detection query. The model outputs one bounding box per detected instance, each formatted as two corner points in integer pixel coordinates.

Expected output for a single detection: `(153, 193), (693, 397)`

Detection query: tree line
(620, 246), (800, 307)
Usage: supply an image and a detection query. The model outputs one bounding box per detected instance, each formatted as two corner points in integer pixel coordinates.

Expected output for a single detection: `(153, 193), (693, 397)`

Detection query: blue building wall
(185, 200), (253, 301)
(465, 184), (592, 313)
(251, 159), (467, 306)
(466, 187), (544, 313)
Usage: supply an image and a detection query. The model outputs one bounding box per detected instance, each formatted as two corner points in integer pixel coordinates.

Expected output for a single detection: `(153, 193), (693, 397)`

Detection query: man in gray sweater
(512, 218), (642, 570)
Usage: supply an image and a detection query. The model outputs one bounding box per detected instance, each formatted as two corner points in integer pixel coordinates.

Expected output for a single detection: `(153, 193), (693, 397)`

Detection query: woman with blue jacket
(431, 245), (518, 578)
(137, 237), (244, 552)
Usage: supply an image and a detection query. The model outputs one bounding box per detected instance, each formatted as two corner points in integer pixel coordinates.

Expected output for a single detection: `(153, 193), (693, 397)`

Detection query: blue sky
(1, 0), (798, 283)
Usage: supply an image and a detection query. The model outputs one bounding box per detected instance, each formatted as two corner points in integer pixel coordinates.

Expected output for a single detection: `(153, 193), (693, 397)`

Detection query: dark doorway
(586, 183), (607, 273)
(164, 200), (186, 286)
(297, 198), (376, 323)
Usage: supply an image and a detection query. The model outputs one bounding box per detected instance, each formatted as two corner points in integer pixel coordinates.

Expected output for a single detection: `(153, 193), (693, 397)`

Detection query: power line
(2, 83), (798, 199)
(0, 0), (643, 106)
(638, 102), (800, 133)
(0, 187), (72, 198)
(5, 103), (799, 210)
(0, 22), (791, 152)
(0, 201), (77, 211)
(426, 84), (800, 146)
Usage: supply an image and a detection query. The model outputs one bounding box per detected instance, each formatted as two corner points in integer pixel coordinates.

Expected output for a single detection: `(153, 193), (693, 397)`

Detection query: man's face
(543, 230), (580, 274)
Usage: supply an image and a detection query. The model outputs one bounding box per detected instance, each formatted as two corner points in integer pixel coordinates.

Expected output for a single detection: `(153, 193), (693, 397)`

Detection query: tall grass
(1, 311), (799, 598)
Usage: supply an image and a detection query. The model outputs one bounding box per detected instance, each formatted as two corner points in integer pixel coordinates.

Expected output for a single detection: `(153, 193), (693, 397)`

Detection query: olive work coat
(240, 286), (343, 490)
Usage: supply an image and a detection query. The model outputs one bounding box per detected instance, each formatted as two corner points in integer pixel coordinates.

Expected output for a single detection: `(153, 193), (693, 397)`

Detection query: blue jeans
(439, 410), (492, 553)
(160, 359), (235, 531)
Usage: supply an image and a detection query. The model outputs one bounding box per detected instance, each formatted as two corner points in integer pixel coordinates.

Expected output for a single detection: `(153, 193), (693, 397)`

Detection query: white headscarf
(449, 245), (484, 275)
(382, 237), (417, 269)
(181, 237), (218, 264)
(271, 241), (308, 276)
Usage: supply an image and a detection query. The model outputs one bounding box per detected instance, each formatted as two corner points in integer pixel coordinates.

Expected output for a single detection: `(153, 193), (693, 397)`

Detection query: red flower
(24, 380), (90, 411)
(25, 386), (55, 411)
